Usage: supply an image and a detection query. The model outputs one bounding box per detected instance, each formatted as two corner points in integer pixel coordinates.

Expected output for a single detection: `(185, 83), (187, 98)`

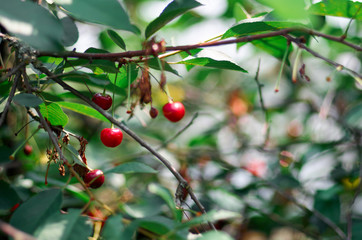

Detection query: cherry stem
(275, 42), (291, 92)
(111, 67), (118, 129)
(292, 47), (302, 83)
(14, 119), (35, 136)
(126, 63), (131, 112)
(9, 127), (40, 159)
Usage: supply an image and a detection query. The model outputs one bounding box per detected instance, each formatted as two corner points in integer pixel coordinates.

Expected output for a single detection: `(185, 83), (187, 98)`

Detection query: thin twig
(33, 63), (216, 230)
(0, 219), (36, 240)
(0, 72), (21, 127)
(253, 59), (270, 147)
(157, 112), (199, 150)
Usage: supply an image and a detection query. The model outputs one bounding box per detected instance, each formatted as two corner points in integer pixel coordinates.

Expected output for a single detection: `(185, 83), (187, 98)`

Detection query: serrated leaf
(222, 18), (303, 39)
(145, 0), (202, 39)
(56, 102), (110, 123)
(107, 29), (126, 50)
(39, 102), (69, 127)
(178, 57), (247, 72)
(10, 189), (63, 234)
(13, 93), (43, 107)
(35, 209), (92, 240)
(54, 0), (138, 33)
(309, 0), (362, 20)
(0, 0), (63, 51)
(104, 162), (157, 174)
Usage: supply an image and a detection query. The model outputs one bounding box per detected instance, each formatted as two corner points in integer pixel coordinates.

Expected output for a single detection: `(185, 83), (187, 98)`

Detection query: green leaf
(63, 144), (88, 168)
(35, 209), (92, 240)
(102, 215), (124, 240)
(252, 36), (293, 64)
(56, 102), (110, 123)
(178, 57), (247, 72)
(222, 18), (303, 39)
(13, 93), (43, 107)
(145, 0), (202, 39)
(0, 0), (64, 51)
(309, 0), (362, 20)
(54, 0), (138, 33)
(39, 102), (69, 127)
(107, 29), (126, 50)
(104, 162), (157, 174)
(176, 50), (247, 72)
(197, 231), (234, 240)
(148, 184), (180, 220)
(0, 180), (21, 210)
(61, 17), (79, 47)
(10, 189), (63, 234)
(148, 58), (180, 76)
(255, 0), (309, 21)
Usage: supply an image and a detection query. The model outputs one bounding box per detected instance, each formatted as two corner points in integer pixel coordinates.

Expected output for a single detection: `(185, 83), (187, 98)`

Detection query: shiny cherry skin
(23, 144), (33, 155)
(162, 102), (185, 122)
(100, 128), (123, 147)
(84, 169), (105, 189)
(92, 93), (113, 110)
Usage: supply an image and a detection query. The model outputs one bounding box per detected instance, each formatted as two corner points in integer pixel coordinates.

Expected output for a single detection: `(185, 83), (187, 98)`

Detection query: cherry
(92, 93), (113, 110)
(100, 128), (123, 147)
(162, 102), (185, 122)
(84, 169), (105, 189)
(23, 144), (33, 155)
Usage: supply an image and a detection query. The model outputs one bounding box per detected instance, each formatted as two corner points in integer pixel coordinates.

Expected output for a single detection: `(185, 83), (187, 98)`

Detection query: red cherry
(162, 102), (185, 122)
(92, 93), (113, 110)
(84, 169), (105, 189)
(23, 144), (33, 155)
(100, 128), (123, 147)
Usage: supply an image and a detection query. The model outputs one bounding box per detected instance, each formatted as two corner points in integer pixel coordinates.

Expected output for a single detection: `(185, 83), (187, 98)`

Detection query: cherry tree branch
(36, 28), (361, 59)
(284, 34), (361, 79)
(33, 62), (216, 231)
(0, 72), (21, 127)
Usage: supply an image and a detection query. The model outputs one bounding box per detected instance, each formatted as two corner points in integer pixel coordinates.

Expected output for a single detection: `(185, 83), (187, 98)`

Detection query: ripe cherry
(100, 128), (123, 147)
(92, 93), (113, 110)
(23, 144), (33, 155)
(84, 169), (105, 189)
(162, 102), (185, 122)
